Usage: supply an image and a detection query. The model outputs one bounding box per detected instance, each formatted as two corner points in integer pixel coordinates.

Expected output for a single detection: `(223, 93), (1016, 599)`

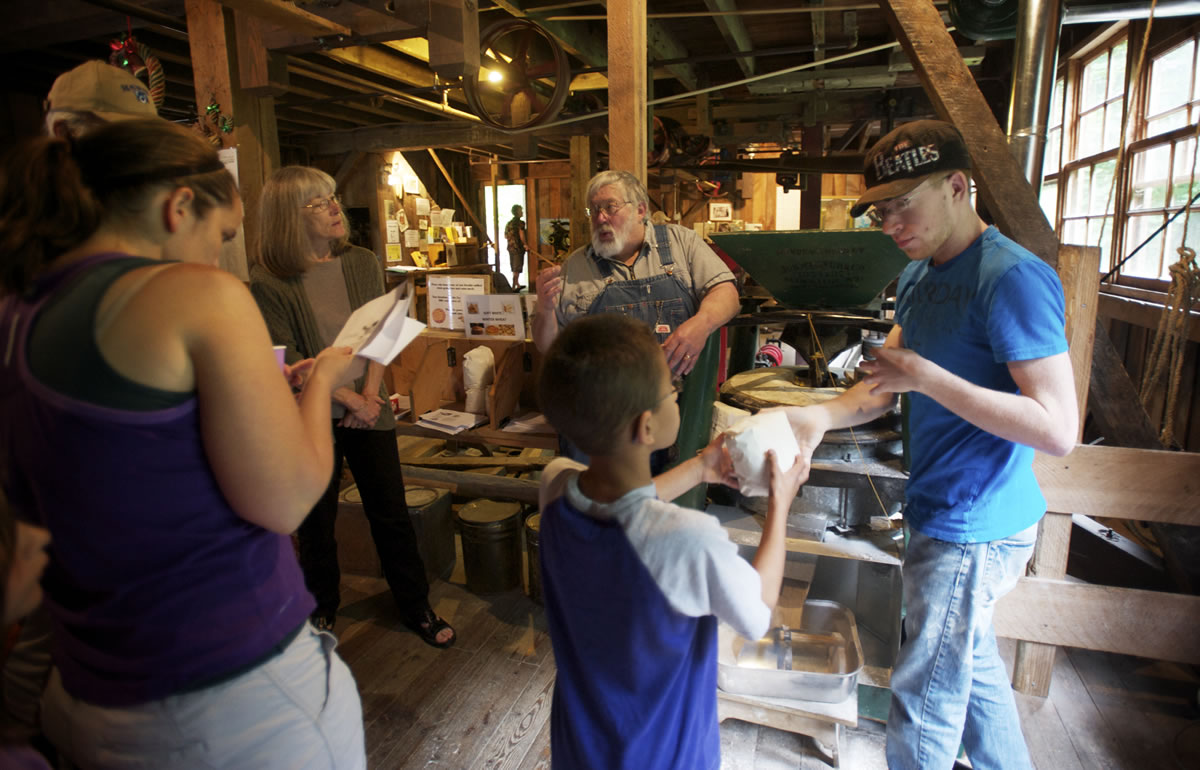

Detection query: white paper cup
(273, 345), (287, 371)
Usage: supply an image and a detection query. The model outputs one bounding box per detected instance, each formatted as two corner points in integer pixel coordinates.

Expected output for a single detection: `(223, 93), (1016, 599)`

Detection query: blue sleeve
(986, 259), (1068, 363)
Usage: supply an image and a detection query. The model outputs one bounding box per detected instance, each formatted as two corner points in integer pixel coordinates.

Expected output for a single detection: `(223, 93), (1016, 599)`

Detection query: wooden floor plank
(1052, 647), (1146, 769)
(719, 719), (761, 770)
(997, 637), (1086, 770)
(380, 592), (551, 769)
(335, 548), (1193, 769)
(1068, 647), (1195, 770)
(467, 658), (556, 769)
(515, 718), (552, 770)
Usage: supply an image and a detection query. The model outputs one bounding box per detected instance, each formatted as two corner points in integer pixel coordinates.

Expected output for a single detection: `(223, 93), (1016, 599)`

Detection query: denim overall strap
(587, 225), (697, 344)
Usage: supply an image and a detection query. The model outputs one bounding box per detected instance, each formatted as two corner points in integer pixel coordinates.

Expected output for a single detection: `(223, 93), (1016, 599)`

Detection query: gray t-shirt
(302, 259), (352, 418)
(538, 458), (769, 641)
(552, 222), (735, 328)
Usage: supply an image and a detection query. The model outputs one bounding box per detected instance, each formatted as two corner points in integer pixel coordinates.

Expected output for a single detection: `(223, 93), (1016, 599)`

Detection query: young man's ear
(947, 170), (971, 202)
(163, 186), (196, 234)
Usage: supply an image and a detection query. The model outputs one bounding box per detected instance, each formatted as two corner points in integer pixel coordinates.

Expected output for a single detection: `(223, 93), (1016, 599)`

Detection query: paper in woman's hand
(331, 284), (425, 385)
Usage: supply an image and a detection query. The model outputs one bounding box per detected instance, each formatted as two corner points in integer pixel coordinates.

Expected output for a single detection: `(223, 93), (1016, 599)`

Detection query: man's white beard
(591, 217), (636, 258)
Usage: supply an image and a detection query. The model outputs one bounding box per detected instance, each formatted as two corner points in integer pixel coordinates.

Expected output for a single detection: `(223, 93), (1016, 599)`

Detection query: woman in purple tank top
(0, 120), (368, 768)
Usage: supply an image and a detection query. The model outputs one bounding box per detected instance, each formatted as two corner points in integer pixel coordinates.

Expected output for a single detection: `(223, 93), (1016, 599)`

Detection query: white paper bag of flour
(463, 346), (495, 415)
(724, 410), (801, 497)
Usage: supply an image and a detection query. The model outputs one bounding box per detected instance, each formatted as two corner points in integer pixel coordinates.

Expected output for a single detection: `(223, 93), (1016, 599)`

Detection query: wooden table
(717, 687), (858, 768)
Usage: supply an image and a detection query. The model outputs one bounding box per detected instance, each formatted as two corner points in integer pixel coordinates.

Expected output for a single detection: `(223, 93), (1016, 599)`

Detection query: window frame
(1044, 20), (1200, 289)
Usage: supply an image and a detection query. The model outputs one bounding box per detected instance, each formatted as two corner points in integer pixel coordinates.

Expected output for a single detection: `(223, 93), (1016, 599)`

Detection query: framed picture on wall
(709, 201), (733, 221)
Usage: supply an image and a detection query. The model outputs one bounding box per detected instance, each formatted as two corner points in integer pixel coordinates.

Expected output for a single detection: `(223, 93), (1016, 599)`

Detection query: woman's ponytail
(0, 137), (103, 295)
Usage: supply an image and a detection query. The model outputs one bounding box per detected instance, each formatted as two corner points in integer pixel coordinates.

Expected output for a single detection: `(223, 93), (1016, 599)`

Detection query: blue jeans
(886, 523), (1037, 770)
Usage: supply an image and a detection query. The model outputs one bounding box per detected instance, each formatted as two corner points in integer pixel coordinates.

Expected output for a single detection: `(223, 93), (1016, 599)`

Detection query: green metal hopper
(708, 229), (911, 309)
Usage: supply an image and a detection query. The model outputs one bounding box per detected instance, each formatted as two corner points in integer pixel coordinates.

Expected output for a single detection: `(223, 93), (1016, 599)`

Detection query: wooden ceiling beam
(702, 0), (756, 78)
(216, 0), (350, 39)
(292, 116), (607, 155)
(283, 64), (438, 124)
(320, 45), (437, 89)
(488, 0), (608, 67)
(274, 107), (356, 131)
(287, 54), (477, 122)
(218, 0), (422, 52)
(280, 78), (422, 124)
(647, 19), (697, 91)
(0, 0), (148, 52)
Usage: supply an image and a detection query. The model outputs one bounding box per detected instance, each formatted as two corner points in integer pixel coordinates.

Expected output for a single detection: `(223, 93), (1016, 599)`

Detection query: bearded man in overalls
(532, 170), (740, 468)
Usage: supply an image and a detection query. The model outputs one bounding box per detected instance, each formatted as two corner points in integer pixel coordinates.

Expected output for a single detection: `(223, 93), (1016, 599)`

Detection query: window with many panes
(1122, 36), (1200, 280)
(1057, 39), (1127, 272)
(1040, 76), (1067, 225)
(1043, 26), (1200, 284)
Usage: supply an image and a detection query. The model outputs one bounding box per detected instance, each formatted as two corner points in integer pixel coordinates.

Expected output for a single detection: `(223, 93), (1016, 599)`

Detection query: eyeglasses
(585, 200), (632, 218)
(302, 194), (341, 212)
(654, 380), (683, 407)
(866, 174), (950, 226)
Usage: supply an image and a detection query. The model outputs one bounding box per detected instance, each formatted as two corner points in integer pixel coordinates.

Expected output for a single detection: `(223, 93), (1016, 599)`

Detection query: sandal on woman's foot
(403, 607), (456, 648)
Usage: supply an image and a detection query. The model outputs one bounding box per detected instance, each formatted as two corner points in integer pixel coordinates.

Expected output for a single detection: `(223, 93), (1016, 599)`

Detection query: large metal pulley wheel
(462, 19), (571, 130)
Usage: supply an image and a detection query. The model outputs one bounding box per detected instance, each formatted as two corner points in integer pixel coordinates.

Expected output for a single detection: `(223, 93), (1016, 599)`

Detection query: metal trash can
(456, 499), (523, 593)
(336, 484), (456, 583)
(524, 513), (543, 604)
(405, 486), (455, 583)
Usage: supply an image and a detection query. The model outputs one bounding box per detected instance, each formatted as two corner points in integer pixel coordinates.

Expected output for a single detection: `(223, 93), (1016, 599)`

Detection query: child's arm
(653, 433), (738, 501)
(750, 450), (809, 611)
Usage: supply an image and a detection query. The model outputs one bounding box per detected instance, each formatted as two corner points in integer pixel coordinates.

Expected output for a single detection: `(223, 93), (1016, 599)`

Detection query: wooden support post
(187, 0), (236, 152)
(607, 0), (647, 182)
(188, 0), (276, 280)
(1059, 245), (1101, 420)
(1012, 244), (1100, 697)
(570, 135), (596, 259)
(229, 9), (280, 274)
(490, 161), (501, 271)
(235, 11), (288, 96)
(879, 0), (1060, 266)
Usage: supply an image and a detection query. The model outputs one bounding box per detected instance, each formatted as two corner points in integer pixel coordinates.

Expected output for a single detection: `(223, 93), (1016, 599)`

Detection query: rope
(1139, 118), (1200, 447)
(1140, 246), (1199, 447)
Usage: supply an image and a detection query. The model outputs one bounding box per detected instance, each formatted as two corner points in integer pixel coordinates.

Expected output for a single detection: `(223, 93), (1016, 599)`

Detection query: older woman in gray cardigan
(250, 166), (454, 648)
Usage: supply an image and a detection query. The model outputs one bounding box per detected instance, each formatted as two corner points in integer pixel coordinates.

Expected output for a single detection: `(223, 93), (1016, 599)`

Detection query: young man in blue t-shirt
(536, 313), (808, 770)
(776, 121), (1079, 770)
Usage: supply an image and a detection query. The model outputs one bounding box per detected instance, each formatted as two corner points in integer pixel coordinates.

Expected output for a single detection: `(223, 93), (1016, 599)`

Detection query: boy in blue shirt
(536, 313), (808, 770)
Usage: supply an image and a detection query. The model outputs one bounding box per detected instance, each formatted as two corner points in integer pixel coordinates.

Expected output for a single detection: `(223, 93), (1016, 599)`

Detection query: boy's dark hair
(538, 314), (666, 455)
